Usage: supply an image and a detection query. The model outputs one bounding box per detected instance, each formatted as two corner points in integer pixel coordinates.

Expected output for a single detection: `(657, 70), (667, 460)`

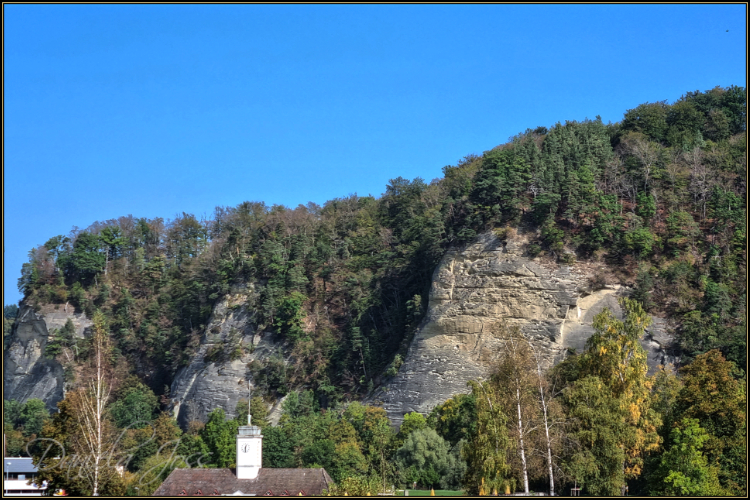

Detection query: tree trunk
(516, 387), (530, 494)
(530, 343), (555, 496)
(72, 313), (112, 496)
(539, 378), (555, 496)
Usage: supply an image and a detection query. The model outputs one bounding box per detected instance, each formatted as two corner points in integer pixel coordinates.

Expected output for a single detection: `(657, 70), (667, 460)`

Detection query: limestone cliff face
(169, 284), (285, 428)
(3, 304), (91, 411)
(6, 233), (675, 428)
(372, 232), (675, 426)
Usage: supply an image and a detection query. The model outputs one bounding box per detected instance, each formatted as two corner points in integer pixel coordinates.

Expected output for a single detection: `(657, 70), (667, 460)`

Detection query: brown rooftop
(153, 467), (334, 496)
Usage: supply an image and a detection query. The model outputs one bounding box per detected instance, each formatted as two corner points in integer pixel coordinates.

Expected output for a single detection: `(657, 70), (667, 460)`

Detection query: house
(153, 468), (334, 496)
(3, 457), (49, 496)
(154, 417), (333, 496)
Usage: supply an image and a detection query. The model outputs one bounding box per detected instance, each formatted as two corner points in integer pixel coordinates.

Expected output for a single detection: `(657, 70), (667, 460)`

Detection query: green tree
(427, 393), (477, 448)
(151, 412), (183, 449)
(17, 249), (42, 297)
(234, 396), (270, 429)
(665, 211), (700, 257)
(175, 431), (211, 468)
(571, 299), (661, 491)
(563, 375), (630, 496)
(18, 398), (49, 437)
(109, 382), (159, 429)
(68, 232), (106, 285)
(120, 425), (159, 472)
(5, 399), (23, 427)
(327, 418), (368, 483)
(127, 453), (189, 496)
(635, 191), (656, 222)
(200, 408), (239, 467)
(623, 226), (657, 258)
(327, 475), (380, 496)
(621, 101), (670, 143)
(667, 100), (706, 149)
(262, 425), (295, 468)
(5, 303), (20, 319)
(470, 148), (530, 226)
(650, 418), (728, 496)
(99, 226), (126, 275)
(4, 422), (26, 456)
(673, 350), (746, 495)
(274, 292), (307, 342)
(45, 318), (77, 358)
(631, 268), (654, 311)
(4, 305), (18, 350)
(462, 380), (512, 495)
(649, 366), (683, 441)
(395, 427), (465, 490)
(361, 406), (394, 493)
(301, 438), (335, 470)
(394, 412), (428, 449)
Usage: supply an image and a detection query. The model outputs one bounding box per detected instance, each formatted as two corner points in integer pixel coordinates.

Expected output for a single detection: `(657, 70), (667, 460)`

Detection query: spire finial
(248, 380), (252, 426)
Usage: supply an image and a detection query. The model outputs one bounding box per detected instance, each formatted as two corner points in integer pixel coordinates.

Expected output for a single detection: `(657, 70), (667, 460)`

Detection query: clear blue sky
(4, 4), (746, 307)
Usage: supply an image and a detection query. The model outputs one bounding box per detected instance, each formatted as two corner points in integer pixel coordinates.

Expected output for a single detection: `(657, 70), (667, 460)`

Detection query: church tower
(236, 410), (263, 479)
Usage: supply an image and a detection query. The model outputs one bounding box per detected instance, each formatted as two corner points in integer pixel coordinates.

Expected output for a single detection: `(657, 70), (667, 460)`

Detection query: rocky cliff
(4, 288), (285, 427)
(371, 231), (675, 426)
(168, 284), (285, 428)
(4, 304), (92, 411)
(5, 232), (676, 428)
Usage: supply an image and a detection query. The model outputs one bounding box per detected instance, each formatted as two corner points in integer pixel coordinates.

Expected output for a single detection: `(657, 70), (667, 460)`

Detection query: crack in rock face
(370, 232), (676, 427)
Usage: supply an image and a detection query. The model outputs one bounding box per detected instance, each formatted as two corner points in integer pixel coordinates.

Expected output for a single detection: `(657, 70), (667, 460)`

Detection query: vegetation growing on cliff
(12, 85), (746, 399)
(5, 85), (746, 494)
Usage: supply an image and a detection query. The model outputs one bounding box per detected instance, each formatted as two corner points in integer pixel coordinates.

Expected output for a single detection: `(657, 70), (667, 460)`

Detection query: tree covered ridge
(14, 305), (746, 495)
(11, 84), (746, 401)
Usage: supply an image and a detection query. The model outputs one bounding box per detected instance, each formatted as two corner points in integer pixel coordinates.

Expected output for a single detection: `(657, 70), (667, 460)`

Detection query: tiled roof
(3, 457), (38, 474)
(153, 467), (334, 496)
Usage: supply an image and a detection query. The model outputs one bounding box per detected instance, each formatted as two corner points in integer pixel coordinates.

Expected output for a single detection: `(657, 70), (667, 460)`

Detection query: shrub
(526, 243), (542, 257)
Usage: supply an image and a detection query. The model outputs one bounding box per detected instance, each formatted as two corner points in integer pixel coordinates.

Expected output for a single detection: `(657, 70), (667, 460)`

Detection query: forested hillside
(4, 85), (746, 495)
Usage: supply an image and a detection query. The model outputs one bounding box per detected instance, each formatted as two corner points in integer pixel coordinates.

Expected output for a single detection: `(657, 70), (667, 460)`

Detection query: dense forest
(4, 85), (746, 495)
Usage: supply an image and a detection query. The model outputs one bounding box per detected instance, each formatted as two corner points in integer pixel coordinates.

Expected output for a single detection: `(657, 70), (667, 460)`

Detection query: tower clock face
(241, 443), (251, 453)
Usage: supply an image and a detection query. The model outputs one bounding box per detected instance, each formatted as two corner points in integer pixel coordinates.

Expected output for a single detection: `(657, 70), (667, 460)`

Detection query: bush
(203, 345), (223, 364)
(229, 346), (244, 361)
(559, 252), (576, 264)
(526, 243), (542, 257)
(386, 354), (404, 377)
(588, 273), (607, 291)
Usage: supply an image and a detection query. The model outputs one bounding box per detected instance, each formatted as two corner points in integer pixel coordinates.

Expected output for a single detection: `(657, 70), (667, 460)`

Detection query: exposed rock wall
(3, 304), (91, 411)
(5, 289), (285, 426)
(5, 233), (675, 429)
(372, 232), (675, 427)
(169, 284), (285, 428)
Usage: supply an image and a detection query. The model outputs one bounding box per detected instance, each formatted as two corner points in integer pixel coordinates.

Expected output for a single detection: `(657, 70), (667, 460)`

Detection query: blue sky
(3, 4), (746, 307)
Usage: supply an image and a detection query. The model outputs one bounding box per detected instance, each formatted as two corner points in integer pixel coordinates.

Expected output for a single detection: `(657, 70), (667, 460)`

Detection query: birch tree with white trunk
(492, 323), (564, 496)
(68, 310), (117, 496)
(492, 325), (539, 495)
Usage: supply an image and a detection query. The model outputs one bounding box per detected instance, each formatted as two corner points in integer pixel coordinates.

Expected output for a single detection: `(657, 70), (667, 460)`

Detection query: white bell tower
(236, 383), (262, 479)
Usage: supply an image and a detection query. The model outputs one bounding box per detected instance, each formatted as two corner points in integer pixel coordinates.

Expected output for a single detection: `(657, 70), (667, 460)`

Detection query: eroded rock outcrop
(372, 232), (675, 426)
(169, 284), (285, 428)
(3, 303), (91, 411)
